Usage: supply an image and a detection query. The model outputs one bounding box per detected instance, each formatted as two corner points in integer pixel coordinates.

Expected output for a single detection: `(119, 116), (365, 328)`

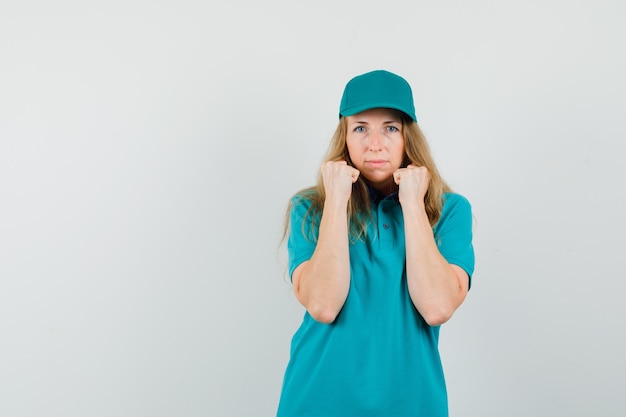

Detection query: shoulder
(287, 190), (321, 245)
(435, 192), (472, 230)
(290, 189), (316, 213)
(442, 192), (471, 212)
(288, 188), (323, 228)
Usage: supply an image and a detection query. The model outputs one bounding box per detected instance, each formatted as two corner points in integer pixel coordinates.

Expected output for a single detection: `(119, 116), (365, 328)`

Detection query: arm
(292, 161), (359, 324)
(395, 166), (469, 326)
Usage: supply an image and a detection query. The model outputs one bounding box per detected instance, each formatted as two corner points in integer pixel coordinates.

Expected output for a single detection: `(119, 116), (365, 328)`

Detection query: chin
(364, 172), (394, 183)
(364, 176), (395, 189)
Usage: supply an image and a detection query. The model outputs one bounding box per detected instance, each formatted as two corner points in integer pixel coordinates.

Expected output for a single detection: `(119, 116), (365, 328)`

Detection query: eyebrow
(349, 119), (401, 125)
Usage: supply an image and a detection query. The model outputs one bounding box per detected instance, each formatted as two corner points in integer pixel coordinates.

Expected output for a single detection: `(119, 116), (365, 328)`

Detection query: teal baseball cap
(339, 70), (417, 122)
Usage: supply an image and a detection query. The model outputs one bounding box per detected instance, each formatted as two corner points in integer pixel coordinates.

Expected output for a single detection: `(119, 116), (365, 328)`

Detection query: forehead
(346, 108), (403, 123)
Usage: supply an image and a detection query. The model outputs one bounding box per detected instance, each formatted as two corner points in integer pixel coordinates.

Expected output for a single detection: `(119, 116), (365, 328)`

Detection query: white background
(1, 1), (625, 416)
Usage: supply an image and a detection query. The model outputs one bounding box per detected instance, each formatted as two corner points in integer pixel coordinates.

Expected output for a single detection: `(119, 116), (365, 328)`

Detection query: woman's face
(346, 108), (405, 194)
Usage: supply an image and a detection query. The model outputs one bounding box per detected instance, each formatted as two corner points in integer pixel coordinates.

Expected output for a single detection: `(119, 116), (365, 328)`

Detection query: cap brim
(340, 103), (417, 122)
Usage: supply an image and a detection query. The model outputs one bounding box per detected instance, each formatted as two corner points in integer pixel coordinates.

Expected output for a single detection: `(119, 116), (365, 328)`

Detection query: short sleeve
(287, 196), (318, 281)
(433, 193), (475, 287)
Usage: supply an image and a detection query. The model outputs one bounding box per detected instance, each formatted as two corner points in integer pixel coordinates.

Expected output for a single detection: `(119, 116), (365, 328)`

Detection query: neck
(368, 179), (398, 196)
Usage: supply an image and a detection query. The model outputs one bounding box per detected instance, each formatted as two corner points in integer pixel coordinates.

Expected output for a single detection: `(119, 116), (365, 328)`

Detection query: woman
(277, 70), (475, 417)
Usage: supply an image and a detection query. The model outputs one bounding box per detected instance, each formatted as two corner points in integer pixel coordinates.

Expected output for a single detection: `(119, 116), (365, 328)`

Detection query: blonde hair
(284, 112), (451, 243)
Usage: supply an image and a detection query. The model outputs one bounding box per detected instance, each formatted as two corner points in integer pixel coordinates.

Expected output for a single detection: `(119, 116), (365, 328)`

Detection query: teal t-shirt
(277, 192), (474, 417)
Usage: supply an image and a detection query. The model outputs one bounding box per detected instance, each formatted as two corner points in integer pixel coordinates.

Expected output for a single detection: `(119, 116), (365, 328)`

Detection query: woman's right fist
(321, 161), (360, 203)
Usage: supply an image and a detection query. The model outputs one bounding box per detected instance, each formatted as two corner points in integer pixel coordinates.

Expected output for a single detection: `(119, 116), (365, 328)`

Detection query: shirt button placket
(380, 204), (392, 244)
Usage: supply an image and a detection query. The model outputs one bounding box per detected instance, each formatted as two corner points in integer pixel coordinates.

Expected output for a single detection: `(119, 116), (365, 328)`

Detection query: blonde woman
(277, 70), (475, 417)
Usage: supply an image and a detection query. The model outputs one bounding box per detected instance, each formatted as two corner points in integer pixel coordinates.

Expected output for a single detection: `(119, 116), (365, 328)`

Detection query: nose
(369, 130), (383, 151)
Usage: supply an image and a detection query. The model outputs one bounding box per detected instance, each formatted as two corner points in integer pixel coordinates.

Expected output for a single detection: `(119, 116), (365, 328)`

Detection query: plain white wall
(1, 1), (625, 416)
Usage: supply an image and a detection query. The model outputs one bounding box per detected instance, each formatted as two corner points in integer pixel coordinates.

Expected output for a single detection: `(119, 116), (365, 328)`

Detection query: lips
(366, 160), (388, 168)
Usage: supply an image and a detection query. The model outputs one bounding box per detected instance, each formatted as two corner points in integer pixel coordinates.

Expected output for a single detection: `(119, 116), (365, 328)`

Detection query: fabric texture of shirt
(277, 191), (475, 417)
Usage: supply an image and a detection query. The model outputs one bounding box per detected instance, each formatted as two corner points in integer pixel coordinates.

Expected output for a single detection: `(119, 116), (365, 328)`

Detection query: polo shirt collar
(367, 184), (399, 206)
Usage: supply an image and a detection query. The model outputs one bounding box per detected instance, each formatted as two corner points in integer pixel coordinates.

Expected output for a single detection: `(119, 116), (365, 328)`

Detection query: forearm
(403, 202), (467, 326)
(295, 197), (351, 323)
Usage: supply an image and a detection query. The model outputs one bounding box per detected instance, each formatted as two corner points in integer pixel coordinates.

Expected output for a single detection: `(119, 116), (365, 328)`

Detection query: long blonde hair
(284, 113), (451, 243)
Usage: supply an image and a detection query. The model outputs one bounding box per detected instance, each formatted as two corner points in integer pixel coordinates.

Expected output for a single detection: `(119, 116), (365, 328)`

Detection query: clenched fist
(393, 164), (431, 206)
(321, 161), (360, 203)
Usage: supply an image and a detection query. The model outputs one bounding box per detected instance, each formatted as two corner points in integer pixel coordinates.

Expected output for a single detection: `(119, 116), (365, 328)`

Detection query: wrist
(399, 196), (426, 213)
(324, 195), (349, 212)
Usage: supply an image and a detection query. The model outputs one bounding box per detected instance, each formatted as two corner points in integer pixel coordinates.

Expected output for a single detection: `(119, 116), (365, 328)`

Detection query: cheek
(394, 141), (406, 161)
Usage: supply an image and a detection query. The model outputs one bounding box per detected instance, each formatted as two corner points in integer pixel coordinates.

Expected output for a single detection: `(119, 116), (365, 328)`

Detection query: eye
(386, 126), (400, 133)
(354, 126), (366, 133)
